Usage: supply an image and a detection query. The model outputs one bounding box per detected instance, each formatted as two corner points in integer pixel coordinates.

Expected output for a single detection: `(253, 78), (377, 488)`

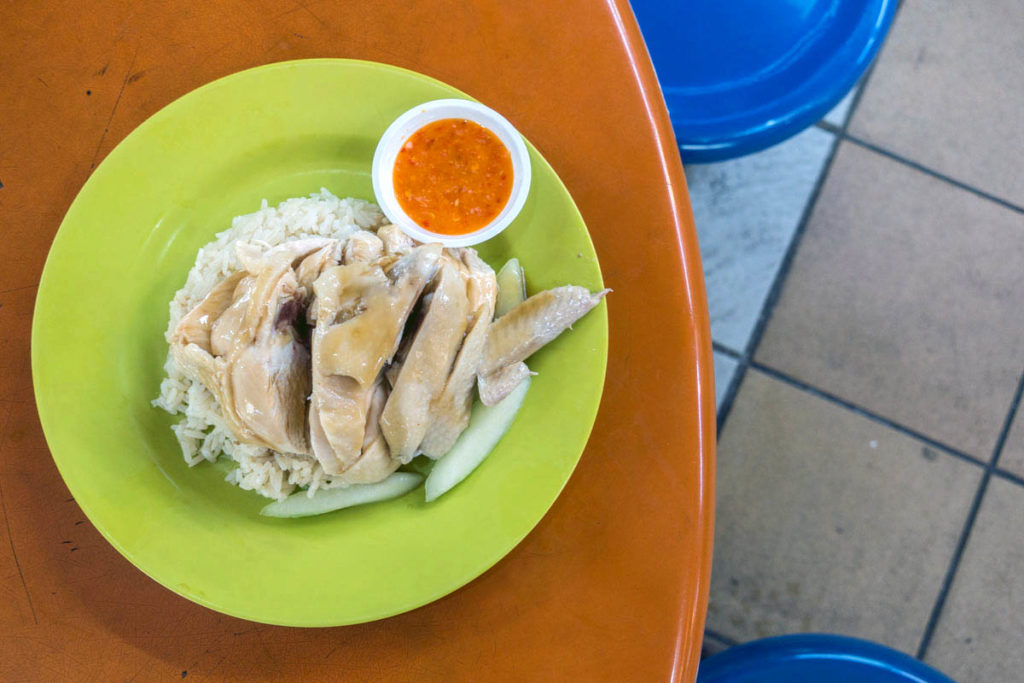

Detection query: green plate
(31, 59), (607, 626)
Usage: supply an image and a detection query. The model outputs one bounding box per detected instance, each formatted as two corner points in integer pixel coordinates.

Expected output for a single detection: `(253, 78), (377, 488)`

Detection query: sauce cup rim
(372, 99), (532, 247)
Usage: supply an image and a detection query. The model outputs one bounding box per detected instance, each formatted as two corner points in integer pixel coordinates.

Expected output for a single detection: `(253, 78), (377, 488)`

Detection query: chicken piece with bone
(476, 285), (610, 406)
(171, 238), (337, 454)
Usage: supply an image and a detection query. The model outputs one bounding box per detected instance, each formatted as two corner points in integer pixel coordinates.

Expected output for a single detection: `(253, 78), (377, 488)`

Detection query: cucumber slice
(260, 472), (423, 518)
(424, 376), (530, 502)
(494, 258), (526, 318)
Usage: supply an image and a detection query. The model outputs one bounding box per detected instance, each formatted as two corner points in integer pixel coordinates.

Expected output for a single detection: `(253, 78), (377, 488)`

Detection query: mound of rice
(153, 189), (388, 500)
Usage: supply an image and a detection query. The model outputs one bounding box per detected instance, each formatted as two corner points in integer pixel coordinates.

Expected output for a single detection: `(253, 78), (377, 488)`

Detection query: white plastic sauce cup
(372, 99), (532, 248)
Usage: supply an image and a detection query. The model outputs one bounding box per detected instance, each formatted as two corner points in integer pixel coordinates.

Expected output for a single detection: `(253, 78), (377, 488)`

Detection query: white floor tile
(824, 85), (859, 128)
(687, 127), (835, 352)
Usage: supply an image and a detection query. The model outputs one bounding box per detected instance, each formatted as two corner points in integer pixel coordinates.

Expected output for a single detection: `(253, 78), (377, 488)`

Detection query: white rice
(153, 189), (387, 500)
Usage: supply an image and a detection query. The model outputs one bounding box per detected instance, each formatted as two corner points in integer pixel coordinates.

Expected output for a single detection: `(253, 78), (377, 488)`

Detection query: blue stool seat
(697, 634), (956, 683)
(631, 0), (897, 162)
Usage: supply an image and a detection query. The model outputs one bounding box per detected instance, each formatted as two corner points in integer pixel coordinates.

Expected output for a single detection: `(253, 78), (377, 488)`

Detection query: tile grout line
(816, 121), (842, 136)
(715, 362), (747, 434)
(914, 481), (996, 659)
(710, 11), (897, 436)
(836, 133), (1023, 216)
(750, 361), (988, 469)
(712, 130), (843, 436)
(703, 0), (1019, 658)
(752, 1), (1024, 659)
(711, 341), (742, 360)
(815, 119), (1024, 215)
(915, 366), (1024, 659)
(703, 628), (739, 648)
(992, 467), (1024, 489)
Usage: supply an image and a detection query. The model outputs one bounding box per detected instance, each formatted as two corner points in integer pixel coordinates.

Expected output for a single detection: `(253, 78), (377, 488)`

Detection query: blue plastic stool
(631, 0), (898, 162)
(697, 634), (957, 683)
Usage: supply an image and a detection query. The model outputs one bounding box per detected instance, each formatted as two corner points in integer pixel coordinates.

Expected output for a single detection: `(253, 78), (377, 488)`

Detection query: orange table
(0, 1), (715, 679)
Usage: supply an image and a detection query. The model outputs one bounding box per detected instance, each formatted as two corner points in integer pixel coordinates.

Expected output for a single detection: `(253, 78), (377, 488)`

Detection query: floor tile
(849, 0), (1024, 207)
(756, 142), (1024, 459)
(713, 351), (739, 411)
(687, 127), (834, 352)
(995, 406), (1024, 481)
(823, 84), (858, 128)
(924, 477), (1024, 683)
(708, 370), (980, 652)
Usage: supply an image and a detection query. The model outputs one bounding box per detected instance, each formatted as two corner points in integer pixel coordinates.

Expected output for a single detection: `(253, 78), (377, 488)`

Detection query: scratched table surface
(0, 2), (714, 680)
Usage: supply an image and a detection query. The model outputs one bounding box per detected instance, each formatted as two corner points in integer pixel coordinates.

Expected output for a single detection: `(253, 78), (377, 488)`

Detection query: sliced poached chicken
(380, 260), (470, 462)
(171, 239), (335, 454)
(308, 244), (441, 474)
(419, 251), (498, 457)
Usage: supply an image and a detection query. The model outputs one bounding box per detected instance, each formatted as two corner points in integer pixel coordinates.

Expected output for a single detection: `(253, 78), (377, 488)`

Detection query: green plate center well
(32, 59), (607, 626)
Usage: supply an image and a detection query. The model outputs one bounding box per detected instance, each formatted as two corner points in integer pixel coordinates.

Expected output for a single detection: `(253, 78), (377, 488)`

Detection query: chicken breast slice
(449, 247), (498, 321)
(309, 244), (442, 472)
(210, 240), (328, 359)
(295, 241), (342, 293)
(377, 223), (416, 256)
(297, 242), (344, 325)
(419, 305), (491, 456)
(334, 381), (400, 484)
(309, 268), (386, 474)
(229, 326), (310, 454)
(342, 230), (385, 264)
(172, 271), (246, 351)
(226, 259), (311, 454)
(315, 244), (442, 386)
(237, 237), (336, 275)
(208, 274), (258, 358)
(381, 260), (470, 463)
(308, 373), (377, 475)
(412, 250), (498, 457)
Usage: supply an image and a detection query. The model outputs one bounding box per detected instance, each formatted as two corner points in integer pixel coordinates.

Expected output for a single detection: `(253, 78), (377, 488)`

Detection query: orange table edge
(0, 1), (715, 680)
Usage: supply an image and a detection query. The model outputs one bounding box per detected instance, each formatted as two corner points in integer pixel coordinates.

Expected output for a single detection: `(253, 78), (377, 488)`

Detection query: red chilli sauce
(393, 118), (514, 235)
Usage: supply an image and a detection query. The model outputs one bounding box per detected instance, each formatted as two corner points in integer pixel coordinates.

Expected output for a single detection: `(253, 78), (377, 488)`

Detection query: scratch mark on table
(35, 76), (48, 87)
(301, 1), (328, 28)
(89, 45), (140, 171)
(0, 284), (38, 296)
(271, 4), (306, 20)
(273, 0), (327, 27)
(0, 406), (38, 623)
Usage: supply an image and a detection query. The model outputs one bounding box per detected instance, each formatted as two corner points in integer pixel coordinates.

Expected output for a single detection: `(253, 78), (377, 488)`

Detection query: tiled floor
(692, 3), (1024, 681)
